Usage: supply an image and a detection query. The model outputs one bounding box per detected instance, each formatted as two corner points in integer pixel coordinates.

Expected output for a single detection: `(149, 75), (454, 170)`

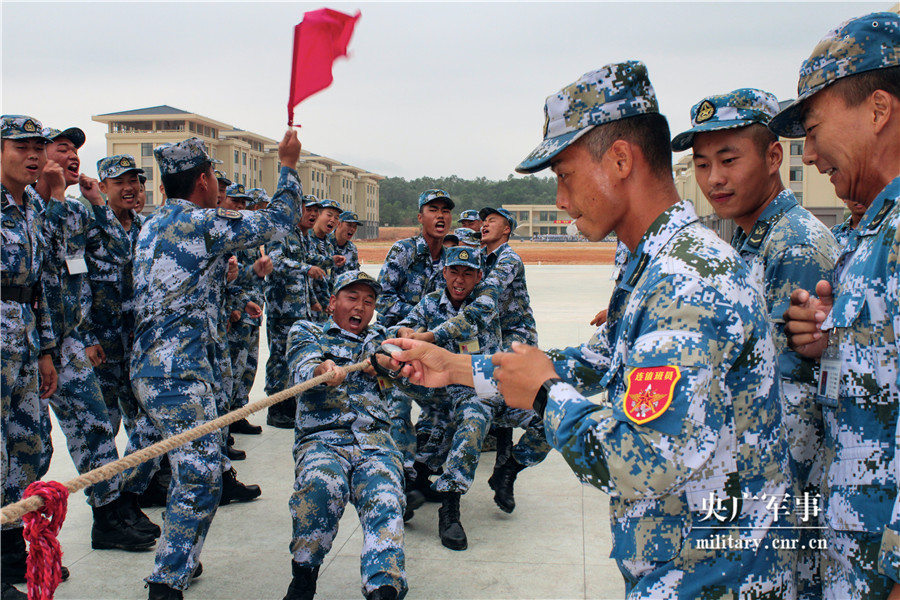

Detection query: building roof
(96, 105), (191, 117)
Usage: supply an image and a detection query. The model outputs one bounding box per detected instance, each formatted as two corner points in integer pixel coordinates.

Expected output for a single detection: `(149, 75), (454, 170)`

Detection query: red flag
(287, 8), (360, 126)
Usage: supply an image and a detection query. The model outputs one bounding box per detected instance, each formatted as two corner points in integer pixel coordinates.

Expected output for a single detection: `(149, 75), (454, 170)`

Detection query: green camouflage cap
(319, 199), (341, 211)
(339, 210), (362, 224)
(333, 270), (381, 296)
(214, 170), (232, 186)
(153, 137), (221, 176)
(97, 154), (144, 182)
(479, 206), (518, 232)
(44, 126), (86, 149)
(303, 194), (322, 208)
(226, 182), (251, 199)
(418, 189), (455, 210)
(444, 246), (481, 270)
(453, 227), (481, 247)
(458, 209), (480, 222)
(1, 115), (53, 141)
(672, 88), (779, 151)
(516, 61), (659, 174)
(770, 12), (900, 138)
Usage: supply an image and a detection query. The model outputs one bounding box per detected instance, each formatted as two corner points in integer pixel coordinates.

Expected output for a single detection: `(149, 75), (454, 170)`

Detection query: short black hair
(581, 113), (673, 178)
(161, 161), (211, 200)
(744, 123), (779, 157)
(828, 66), (900, 107)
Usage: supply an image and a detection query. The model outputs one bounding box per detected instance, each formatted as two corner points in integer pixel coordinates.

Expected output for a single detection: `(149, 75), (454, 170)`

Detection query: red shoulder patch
(623, 366), (681, 425)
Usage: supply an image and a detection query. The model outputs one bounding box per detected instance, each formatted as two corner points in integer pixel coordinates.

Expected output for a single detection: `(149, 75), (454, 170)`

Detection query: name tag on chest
(66, 255), (88, 275)
(457, 339), (480, 354)
(817, 358), (841, 407)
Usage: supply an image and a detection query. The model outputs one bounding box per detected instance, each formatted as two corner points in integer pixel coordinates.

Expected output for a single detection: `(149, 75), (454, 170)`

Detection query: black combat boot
(1, 582), (25, 600)
(147, 582), (182, 599)
(493, 426), (514, 463)
(488, 455), (526, 514)
(412, 461), (442, 502)
(1, 527), (69, 584)
(138, 456), (172, 508)
(219, 467), (261, 505)
(91, 501), (157, 551)
(267, 400), (295, 429)
(118, 492), (161, 538)
(437, 492), (467, 551)
(230, 418), (262, 435)
(225, 442), (246, 461)
(365, 585), (398, 600)
(403, 472), (425, 522)
(283, 561), (319, 600)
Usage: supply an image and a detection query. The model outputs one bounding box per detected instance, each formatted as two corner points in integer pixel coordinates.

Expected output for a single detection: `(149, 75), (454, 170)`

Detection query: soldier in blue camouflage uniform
(1, 116), (59, 599)
(128, 133), (302, 598)
(457, 209), (481, 232)
(285, 271), (406, 600)
(332, 210), (361, 277)
(776, 13), (900, 599)
(831, 196), (867, 249)
(307, 198), (344, 322)
(674, 89), (841, 597)
(387, 62), (797, 598)
(453, 227), (481, 248)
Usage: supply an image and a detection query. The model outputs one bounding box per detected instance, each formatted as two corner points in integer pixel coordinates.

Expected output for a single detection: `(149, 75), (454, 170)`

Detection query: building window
(242, 153), (247, 166)
(795, 192), (803, 204)
(189, 122), (195, 133)
(790, 141), (804, 156)
(146, 190), (154, 205)
(242, 174), (247, 186)
(234, 150), (239, 163)
(141, 143), (153, 157)
(790, 167), (803, 182)
(144, 169), (153, 181)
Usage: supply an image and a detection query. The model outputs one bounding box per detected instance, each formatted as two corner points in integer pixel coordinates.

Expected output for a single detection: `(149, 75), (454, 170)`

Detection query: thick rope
(1, 360), (370, 525)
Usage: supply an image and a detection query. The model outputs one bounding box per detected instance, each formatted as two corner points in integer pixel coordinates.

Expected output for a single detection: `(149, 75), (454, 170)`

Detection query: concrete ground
(24, 264), (626, 599)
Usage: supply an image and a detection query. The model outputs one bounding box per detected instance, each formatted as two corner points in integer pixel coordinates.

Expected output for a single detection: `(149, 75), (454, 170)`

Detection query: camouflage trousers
(385, 383), (432, 477)
(492, 405), (552, 467)
(431, 389), (493, 494)
(290, 439), (407, 598)
(94, 358), (140, 437)
(821, 528), (895, 600)
(265, 317), (298, 419)
(1, 325), (43, 515)
(131, 377), (223, 591)
(227, 321), (259, 410)
(40, 332), (121, 507)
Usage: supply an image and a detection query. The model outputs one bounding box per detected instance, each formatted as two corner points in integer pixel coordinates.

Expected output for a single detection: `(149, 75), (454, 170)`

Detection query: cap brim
(422, 198), (455, 210)
(671, 119), (764, 152)
(337, 279), (382, 296)
(515, 126), (594, 174)
(768, 98), (808, 138)
(53, 127), (86, 149)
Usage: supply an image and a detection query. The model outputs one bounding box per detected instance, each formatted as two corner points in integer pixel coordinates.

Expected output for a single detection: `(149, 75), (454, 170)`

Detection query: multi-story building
(92, 105), (381, 238)
(499, 205), (575, 238)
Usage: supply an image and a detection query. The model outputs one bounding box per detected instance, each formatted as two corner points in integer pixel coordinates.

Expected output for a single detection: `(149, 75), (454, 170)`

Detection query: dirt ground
(357, 234), (617, 265)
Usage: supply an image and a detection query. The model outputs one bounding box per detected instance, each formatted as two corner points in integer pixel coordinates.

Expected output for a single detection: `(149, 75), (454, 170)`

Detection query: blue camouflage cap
(770, 12), (900, 138)
(1, 115), (53, 141)
(226, 182), (251, 199)
(453, 227), (481, 247)
(418, 189), (455, 210)
(303, 194), (322, 208)
(333, 270), (382, 296)
(516, 61), (659, 174)
(247, 188), (269, 207)
(339, 210), (362, 224)
(458, 209), (480, 223)
(479, 207), (518, 232)
(97, 154), (144, 182)
(153, 137), (222, 176)
(44, 126), (86, 149)
(444, 246), (481, 270)
(671, 89), (780, 151)
(214, 170), (232, 186)
(319, 199), (341, 212)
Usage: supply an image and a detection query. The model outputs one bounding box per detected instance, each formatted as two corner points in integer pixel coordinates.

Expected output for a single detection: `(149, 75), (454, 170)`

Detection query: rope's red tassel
(22, 481), (68, 600)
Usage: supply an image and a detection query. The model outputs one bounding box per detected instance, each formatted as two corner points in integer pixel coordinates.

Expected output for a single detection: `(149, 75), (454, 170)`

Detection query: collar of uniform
(734, 188), (798, 255)
(488, 241), (509, 258)
(857, 175), (900, 237)
(439, 287), (467, 312)
(166, 197), (196, 210)
(619, 200), (699, 291)
(323, 317), (366, 341)
(414, 234), (432, 258)
(0, 185), (17, 211)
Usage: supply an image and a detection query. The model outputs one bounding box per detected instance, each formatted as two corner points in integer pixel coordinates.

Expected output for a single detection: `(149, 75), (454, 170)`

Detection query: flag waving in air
(287, 8), (361, 126)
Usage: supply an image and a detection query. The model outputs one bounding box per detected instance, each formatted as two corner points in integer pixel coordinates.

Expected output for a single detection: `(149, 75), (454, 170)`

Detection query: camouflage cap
(97, 154), (144, 182)
(1, 115), (53, 141)
(516, 61), (659, 174)
(247, 188), (269, 207)
(418, 189), (455, 210)
(453, 227), (482, 247)
(319, 199), (341, 212)
(444, 246), (482, 270)
(44, 126), (86, 149)
(153, 137), (221, 176)
(303, 194), (322, 208)
(770, 12), (900, 138)
(671, 89), (779, 151)
(226, 182), (251, 199)
(214, 170), (233, 186)
(458, 209), (480, 222)
(479, 207), (518, 232)
(339, 210), (362, 224)
(333, 270), (381, 296)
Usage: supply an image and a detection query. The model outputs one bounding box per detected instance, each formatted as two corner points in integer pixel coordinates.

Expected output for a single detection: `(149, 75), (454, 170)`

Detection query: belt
(1, 285), (34, 304)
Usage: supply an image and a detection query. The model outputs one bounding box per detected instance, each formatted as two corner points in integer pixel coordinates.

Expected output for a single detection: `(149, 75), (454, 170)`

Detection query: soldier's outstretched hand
(492, 342), (558, 409)
(278, 130), (302, 169)
(783, 279), (833, 358)
(384, 337), (474, 389)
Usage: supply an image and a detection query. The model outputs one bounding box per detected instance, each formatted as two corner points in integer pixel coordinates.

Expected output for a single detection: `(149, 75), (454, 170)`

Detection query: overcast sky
(1, 1), (891, 182)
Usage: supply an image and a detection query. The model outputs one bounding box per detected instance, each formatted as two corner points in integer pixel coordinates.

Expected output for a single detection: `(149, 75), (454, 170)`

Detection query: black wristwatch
(533, 377), (563, 418)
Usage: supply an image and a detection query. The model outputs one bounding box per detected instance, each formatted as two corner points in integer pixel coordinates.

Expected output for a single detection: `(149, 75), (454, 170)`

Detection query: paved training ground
(38, 265), (625, 599)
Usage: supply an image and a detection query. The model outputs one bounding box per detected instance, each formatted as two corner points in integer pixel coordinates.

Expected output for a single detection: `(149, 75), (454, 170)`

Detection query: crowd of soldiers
(1, 8), (898, 600)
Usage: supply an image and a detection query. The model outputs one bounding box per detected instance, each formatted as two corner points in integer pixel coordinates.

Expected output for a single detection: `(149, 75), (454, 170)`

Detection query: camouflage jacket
(396, 287), (502, 356)
(228, 247), (264, 327)
(473, 201), (792, 574)
(131, 166), (301, 380)
(376, 235), (444, 327)
(308, 230), (338, 308)
(1, 185), (55, 356)
(286, 317), (395, 450)
(330, 234), (359, 277)
(819, 176), (900, 579)
(830, 215), (854, 250)
(265, 227), (332, 322)
(84, 210), (144, 362)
